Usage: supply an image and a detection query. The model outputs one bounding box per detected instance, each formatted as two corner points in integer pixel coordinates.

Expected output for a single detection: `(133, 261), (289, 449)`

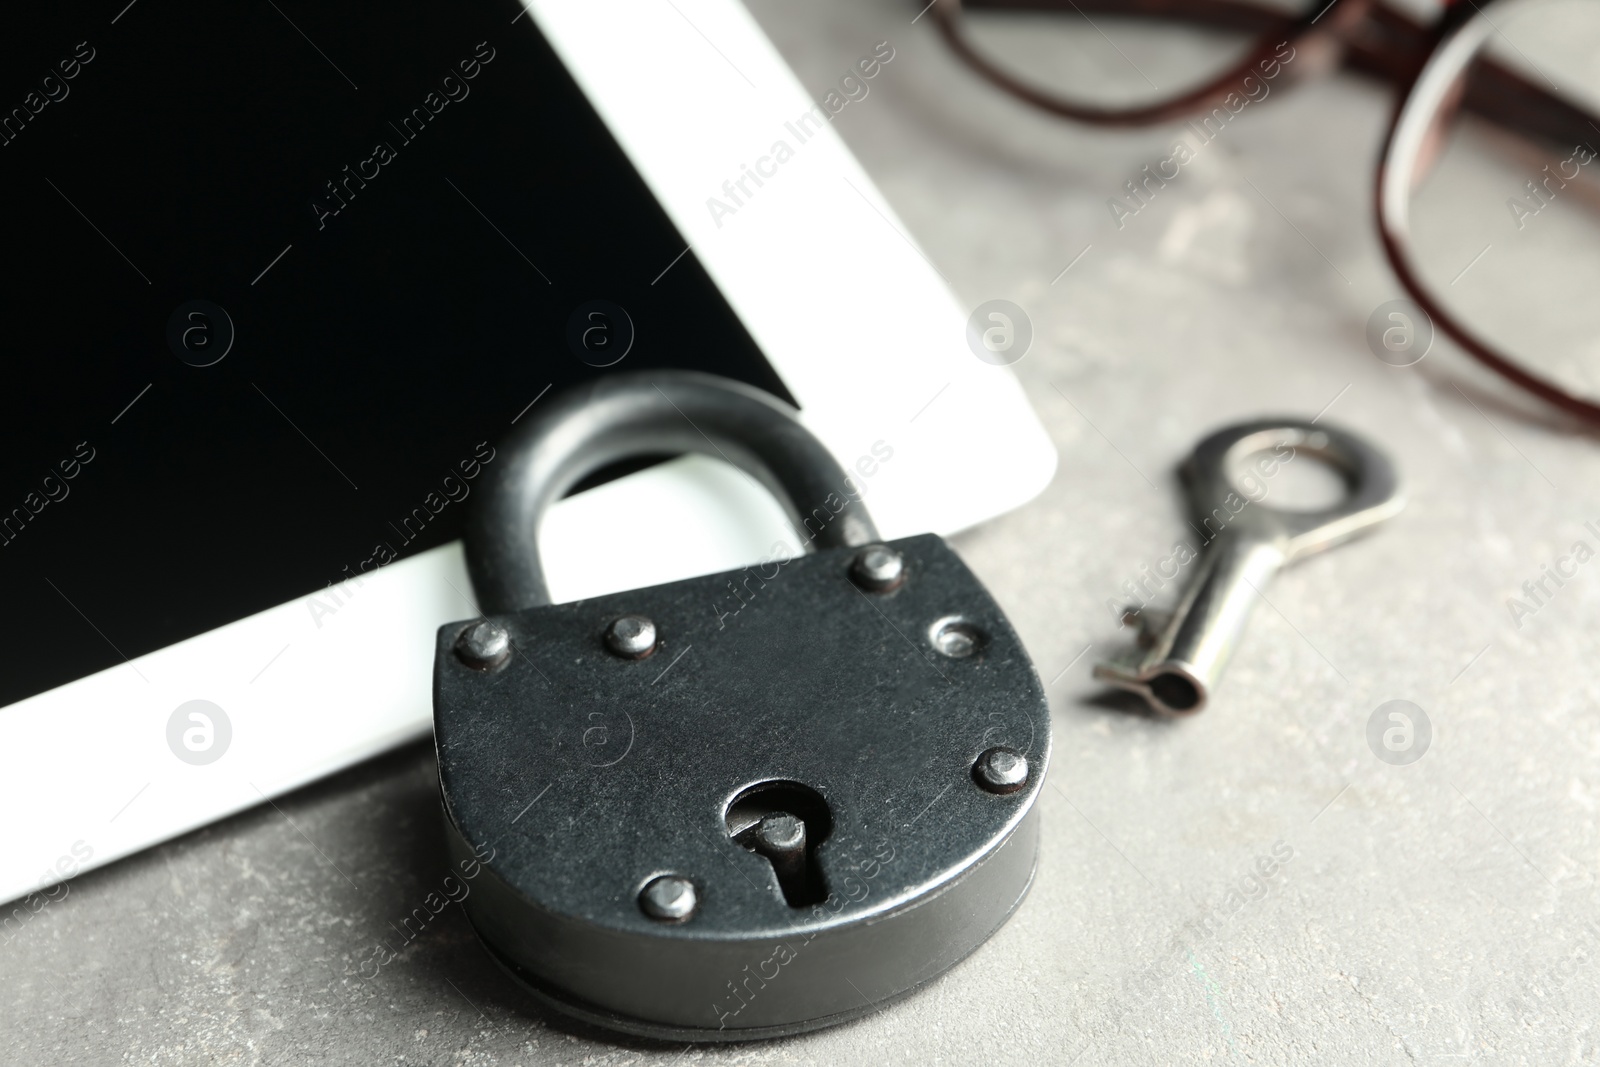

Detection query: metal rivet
(605, 615), (657, 659)
(850, 544), (906, 592)
(455, 620), (511, 670)
(639, 875), (698, 922)
(930, 617), (985, 659)
(973, 747), (1029, 795)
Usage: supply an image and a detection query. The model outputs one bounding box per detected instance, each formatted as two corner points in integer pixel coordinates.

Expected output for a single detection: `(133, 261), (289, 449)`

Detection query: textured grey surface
(5, 2), (1600, 1064)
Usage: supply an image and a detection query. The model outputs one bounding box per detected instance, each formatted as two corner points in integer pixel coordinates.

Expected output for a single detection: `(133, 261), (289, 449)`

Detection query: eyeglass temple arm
(961, 0), (1289, 33)
(963, 0), (1600, 147)
(1346, 1), (1600, 147)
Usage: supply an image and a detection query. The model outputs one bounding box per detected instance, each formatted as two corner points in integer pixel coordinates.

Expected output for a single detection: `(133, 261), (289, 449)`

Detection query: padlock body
(433, 534), (1050, 1040)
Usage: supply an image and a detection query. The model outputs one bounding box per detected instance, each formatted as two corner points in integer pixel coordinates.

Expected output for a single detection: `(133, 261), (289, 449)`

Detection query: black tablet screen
(0, 1), (788, 708)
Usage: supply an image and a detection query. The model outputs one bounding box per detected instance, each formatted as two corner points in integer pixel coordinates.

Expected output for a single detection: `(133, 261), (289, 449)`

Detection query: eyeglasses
(931, 0), (1600, 428)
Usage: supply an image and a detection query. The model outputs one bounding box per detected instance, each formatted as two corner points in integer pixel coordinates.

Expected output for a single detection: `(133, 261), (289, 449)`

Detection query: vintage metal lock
(432, 371), (1051, 1041)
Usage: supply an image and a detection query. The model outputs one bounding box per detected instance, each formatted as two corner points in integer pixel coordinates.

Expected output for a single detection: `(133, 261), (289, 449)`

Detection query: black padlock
(433, 371), (1051, 1041)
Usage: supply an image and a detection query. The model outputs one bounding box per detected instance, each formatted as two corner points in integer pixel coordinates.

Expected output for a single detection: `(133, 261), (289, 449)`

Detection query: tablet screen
(0, 1), (788, 708)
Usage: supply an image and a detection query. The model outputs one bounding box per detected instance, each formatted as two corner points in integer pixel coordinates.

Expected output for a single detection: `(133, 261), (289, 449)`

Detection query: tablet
(0, 0), (1054, 905)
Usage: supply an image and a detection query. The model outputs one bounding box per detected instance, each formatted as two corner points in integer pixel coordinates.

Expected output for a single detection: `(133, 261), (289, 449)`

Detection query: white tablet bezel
(0, 0), (1055, 905)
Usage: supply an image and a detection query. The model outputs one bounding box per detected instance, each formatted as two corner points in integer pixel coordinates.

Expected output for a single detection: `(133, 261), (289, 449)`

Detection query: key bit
(1119, 607), (1173, 650)
(1095, 419), (1403, 717)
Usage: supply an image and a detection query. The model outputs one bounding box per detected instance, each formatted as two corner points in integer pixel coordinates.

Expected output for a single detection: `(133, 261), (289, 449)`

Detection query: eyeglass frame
(931, 0), (1600, 427)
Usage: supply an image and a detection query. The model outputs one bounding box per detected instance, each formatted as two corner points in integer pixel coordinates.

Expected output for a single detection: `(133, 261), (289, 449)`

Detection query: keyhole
(724, 781), (832, 907)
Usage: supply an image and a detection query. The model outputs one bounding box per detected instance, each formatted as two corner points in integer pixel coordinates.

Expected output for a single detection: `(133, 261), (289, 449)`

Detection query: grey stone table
(7, 2), (1599, 1063)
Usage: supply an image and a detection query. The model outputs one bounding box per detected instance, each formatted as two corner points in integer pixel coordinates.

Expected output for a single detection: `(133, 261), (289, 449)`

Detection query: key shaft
(1097, 531), (1285, 715)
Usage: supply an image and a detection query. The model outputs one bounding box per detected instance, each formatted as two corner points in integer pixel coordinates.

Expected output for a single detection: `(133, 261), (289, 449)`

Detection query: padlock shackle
(465, 371), (882, 613)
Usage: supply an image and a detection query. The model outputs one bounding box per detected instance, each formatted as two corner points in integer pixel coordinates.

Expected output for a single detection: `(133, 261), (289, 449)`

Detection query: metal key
(1094, 419), (1403, 716)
